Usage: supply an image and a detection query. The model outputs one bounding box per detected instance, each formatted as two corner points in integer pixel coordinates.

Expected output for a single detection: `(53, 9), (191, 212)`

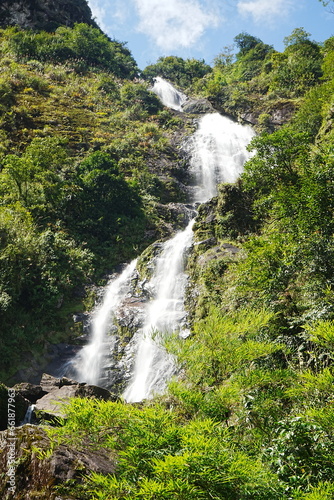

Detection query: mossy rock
(136, 241), (163, 281)
(0, 424), (116, 499)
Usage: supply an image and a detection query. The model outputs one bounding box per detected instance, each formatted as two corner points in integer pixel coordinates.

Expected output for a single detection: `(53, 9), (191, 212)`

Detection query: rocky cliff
(0, 0), (98, 31)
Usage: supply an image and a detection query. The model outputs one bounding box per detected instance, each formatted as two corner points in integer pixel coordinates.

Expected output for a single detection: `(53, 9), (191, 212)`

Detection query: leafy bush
(4, 24), (139, 78)
(48, 399), (282, 499)
(142, 55), (212, 89)
(265, 417), (334, 491)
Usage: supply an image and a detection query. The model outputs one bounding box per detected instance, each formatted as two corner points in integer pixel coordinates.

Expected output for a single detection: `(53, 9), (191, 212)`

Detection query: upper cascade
(151, 77), (187, 111)
(0, 0), (98, 32)
(187, 113), (255, 203)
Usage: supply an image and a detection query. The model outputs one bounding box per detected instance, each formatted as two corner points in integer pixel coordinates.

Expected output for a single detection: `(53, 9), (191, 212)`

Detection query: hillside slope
(0, 23), (194, 382)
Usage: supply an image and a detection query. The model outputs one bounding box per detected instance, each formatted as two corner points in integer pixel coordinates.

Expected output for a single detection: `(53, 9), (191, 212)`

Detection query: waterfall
(21, 404), (36, 425)
(72, 259), (137, 386)
(187, 113), (255, 203)
(70, 78), (254, 402)
(122, 110), (254, 402)
(123, 219), (194, 402)
(151, 76), (187, 111)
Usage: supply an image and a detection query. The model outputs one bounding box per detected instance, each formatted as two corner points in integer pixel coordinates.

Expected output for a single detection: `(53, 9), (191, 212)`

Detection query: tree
(283, 27), (312, 47)
(213, 46), (235, 70)
(66, 151), (143, 244)
(242, 127), (310, 195)
(0, 137), (70, 223)
(142, 56), (212, 88)
(319, 0), (334, 6)
(234, 32), (262, 57)
(269, 29), (322, 96)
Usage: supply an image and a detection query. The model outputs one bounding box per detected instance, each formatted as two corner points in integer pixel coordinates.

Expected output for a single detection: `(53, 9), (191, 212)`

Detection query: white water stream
(123, 219), (194, 402)
(151, 76), (187, 111)
(73, 259), (137, 386)
(71, 78), (254, 402)
(188, 113), (255, 202)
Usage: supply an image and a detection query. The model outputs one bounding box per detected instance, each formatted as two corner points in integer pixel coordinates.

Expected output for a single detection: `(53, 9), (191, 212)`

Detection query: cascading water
(187, 113), (255, 203)
(151, 76), (187, 111)
(123, 219), (194, 402)
(21, 404), (36, 425)
(72, 259), (137, 386)
(70, 78), (254, 402)
(122, 108), (254, 402)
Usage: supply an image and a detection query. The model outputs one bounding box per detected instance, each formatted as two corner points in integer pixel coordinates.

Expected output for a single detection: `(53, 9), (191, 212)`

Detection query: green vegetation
(3, 23), (139, 78)
(142, 55), (212, 89)
(126, 26), (334, 499)
(1, 12), (334, 499)
(0, 24), (189, 378)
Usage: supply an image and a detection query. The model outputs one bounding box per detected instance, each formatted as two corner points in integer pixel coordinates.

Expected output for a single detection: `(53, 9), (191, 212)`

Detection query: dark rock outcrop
(0, 425), (115, 500)
(12, 382), (46, 404)
(0, 383), (30, 431)
(35, 374), (117, 422)
(240, 102), (296, 128)
(182, 98), (214, 115)
(0, 0), (98, 32)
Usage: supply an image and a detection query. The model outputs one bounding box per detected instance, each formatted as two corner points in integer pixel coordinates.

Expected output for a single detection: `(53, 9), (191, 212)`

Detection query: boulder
(12, 383), (46, 404)
(34, 385), (78, 421)
(194, 237), (218, 251)
(40, 373), (61, 393)
(34, 374), (117, 422)
(0, 425), (115, 499)
(75, 383), (117, 401)
(182, 99), (214, 114)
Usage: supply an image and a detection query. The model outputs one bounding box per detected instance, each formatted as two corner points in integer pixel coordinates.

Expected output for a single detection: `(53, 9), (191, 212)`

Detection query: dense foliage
(2, 23), (139, 78)
(142, 55), (212, 89)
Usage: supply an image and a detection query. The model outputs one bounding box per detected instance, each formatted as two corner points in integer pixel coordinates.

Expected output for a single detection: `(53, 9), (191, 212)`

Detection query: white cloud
(237, 0), (295, 23)
(87, 0), (131, 34)
(132, 0), (221, 51)
(87, 0), (109, 31)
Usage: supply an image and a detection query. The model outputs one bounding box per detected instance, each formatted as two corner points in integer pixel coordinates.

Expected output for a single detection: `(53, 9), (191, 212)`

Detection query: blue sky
(87, 0), (334, 69)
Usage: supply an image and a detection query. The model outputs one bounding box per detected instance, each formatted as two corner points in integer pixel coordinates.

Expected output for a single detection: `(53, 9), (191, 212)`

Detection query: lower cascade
(71, 259), (138, 386)
(123, 219), (195, 402)
(68, 82), (255, 402)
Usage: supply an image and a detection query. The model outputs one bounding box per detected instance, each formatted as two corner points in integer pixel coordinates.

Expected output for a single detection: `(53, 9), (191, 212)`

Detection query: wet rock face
(182, 99), (214, 115)
(0, 0), (98, 31)
(0, 425), (115, 500)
